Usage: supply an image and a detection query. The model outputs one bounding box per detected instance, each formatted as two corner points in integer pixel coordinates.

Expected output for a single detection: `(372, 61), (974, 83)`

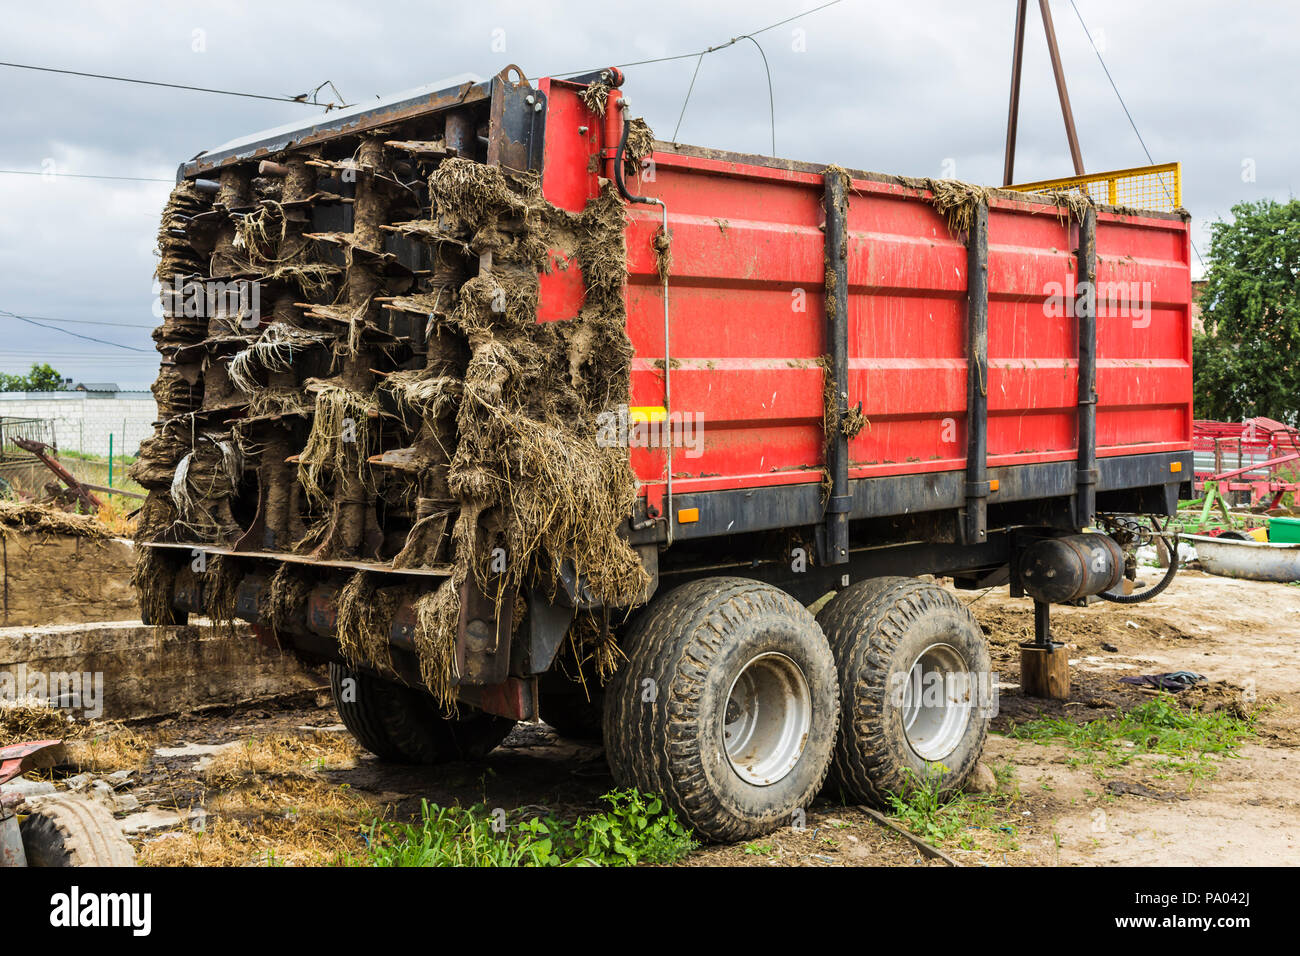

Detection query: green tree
(0, 363), (67, 392)
(1193, 198), (1300, 424)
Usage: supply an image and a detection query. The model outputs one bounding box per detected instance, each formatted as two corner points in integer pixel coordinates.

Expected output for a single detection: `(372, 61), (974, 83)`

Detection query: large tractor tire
(329, 663), (514, 764)
(20, 795), (136, 867)
(817, 577), (991, 804)
(603, 577), (839, 842)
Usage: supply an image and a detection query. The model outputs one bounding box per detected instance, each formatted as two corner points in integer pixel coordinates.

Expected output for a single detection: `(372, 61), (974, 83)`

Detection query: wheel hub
(722, 652), (812, 786)
(901, 642), (972, 762)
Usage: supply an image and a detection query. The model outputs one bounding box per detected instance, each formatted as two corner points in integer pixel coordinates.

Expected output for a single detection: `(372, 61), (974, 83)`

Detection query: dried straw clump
(842, 405), (868, 439)
(170, 437), (242, 541)
(296, 384), (375, 509)
(429, 159), (552, 267)
(560, 610), (628, 695)
(652, 225), (673, 283)
(246, 386), (310, 420)
(580, 82), (610, 116)
(132, 545), (180, 626)
(201, 731), (360, 788)
(384, 369), (462, 424)
(412, 576), (461, 711)
(623, 118), (655, 177)
(0, 699), (74, 746)
(430, 158), (546, 232)
(334, 571), (396, 672)
(1032, 187), (1096, 224)
(203, 554), (243, 637)
(228, 322), (330, 394)
(450, 272), (540, 336)
(925, 178), (992, 237)
(0, 502), (109, 540)
(265, 562), (312, 635)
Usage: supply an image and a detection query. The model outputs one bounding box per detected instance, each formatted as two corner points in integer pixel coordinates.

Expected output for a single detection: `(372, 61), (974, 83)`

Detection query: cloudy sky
(0, 0), (1292, 387)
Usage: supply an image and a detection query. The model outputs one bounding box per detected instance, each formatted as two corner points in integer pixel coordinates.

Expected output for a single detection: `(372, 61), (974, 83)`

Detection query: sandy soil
(11, 569), (1299, 866)
(967, 569), (1300, 867)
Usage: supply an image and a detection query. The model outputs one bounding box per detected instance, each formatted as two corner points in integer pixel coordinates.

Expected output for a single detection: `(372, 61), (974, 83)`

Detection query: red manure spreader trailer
(137, 65), (1193, 840)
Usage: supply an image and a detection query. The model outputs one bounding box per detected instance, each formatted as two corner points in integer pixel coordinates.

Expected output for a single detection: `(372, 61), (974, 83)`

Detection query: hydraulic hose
(612, 99), (673, 544)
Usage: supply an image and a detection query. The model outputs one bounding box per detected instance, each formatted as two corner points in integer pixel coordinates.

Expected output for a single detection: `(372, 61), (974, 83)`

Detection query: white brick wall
(0, 392), (157, 457)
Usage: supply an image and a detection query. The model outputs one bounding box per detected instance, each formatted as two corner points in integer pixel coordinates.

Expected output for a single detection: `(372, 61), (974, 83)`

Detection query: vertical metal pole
(963, 203), (990, 543)
(822, 167), (851, 565)
(108, 433), (113, 488)
(1075, 207), (1098, 528)
(1033, 598), (1052, 648)
(1039, 0), (1086, 175)
(1002, 0), (1029, 186)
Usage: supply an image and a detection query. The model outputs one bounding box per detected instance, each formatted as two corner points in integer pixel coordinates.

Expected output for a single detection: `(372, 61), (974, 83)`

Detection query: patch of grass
(1007, 695), (1258, 778)
(990, 759), (1017, 791)
(885, 764), (1018, 851)
(350, 789), (697, 867)
(743, 840), (774, 856)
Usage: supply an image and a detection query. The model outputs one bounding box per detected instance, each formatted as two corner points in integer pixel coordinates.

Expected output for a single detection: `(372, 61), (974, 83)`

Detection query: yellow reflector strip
(1170, 461), (1182, 473)
(628, 406), (668, 424)
(677, 507), (700, 524)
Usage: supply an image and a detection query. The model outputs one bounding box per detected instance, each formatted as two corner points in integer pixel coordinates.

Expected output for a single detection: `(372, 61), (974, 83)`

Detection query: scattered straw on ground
(138, 774), (377, 867)
(0, 699), (74, 746)
(201, 731), (360, 789)
(0, 502), (110, 540)
(64, 726), (153, 772)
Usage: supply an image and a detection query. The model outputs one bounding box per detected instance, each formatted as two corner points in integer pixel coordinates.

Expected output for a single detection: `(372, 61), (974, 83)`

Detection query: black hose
(613, 107), (652, 205)
(1097, 533), (1180, 604)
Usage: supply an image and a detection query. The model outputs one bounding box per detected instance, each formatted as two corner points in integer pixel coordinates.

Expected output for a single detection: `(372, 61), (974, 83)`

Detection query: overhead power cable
(1068, 0), (1204, 267)
(0, 311), (156, 329)
(556, 0), (844, 77)
(0, 61), (349, 108)
(0, 309), (151, 352)
(568, 1), (841, 155)
(0, 169), (172, 183)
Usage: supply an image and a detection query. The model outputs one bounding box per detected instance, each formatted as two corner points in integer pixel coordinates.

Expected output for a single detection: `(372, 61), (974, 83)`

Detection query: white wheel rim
(901, 642), (972, 762)
(722, 652), (812, 786)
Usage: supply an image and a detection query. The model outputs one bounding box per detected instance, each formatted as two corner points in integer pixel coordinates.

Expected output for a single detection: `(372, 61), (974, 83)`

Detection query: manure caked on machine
(132, 65), (1193, 840)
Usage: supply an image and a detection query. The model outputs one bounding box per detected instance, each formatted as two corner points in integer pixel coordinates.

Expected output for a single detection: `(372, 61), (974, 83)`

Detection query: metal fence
(0, 416), (55, 461)
(1007, 162), (1182, 213)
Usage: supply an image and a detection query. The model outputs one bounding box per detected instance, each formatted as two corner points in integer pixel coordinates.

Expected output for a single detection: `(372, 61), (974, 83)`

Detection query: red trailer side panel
(537, 83), (1193, 502)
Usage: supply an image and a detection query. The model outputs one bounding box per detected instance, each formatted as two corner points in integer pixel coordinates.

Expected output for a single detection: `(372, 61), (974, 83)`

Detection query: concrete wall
(0, 620), (326, 720)
(0, 391), (156, 457)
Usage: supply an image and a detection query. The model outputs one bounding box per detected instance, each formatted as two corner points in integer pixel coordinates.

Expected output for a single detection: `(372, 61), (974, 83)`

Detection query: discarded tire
(330, 663), (513, 764)
(604, 577), (839, 842)
(817, 577), (991, 804)
(20, 795), (136, 867)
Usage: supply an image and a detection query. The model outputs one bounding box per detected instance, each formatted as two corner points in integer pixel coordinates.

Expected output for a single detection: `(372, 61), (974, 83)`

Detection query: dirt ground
(976, 569), (1300, 866)
(10, 568), (1300, 866)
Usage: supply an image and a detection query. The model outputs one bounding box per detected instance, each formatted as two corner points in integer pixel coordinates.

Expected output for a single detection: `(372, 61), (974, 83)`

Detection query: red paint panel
(536, 81), (1192, 499)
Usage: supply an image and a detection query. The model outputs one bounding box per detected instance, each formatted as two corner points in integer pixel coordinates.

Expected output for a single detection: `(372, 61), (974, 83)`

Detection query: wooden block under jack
(1019, 642), (1070, 699)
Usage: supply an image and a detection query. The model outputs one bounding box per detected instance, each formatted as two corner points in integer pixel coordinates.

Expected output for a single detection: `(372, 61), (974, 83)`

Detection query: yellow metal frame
(1007, 161), (1181, 213)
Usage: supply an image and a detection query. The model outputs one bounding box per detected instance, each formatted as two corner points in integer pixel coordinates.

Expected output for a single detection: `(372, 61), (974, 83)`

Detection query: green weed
(349, 788), (696, 867)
